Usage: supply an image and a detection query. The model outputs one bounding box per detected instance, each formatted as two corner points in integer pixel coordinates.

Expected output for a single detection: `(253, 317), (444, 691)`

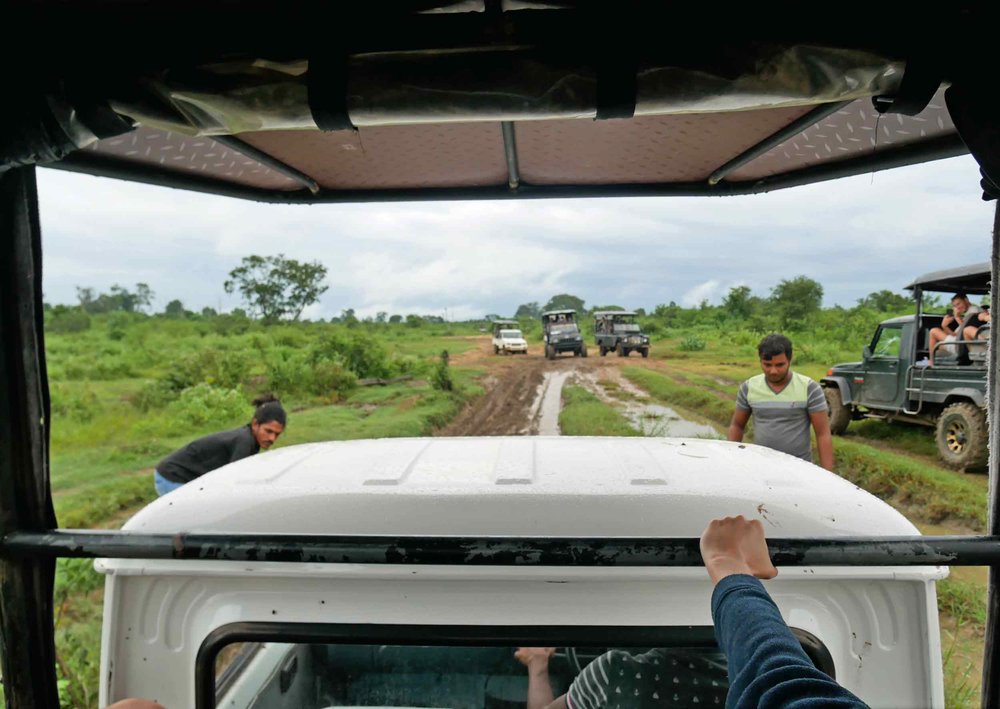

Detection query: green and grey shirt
(735, 372), (826, 461)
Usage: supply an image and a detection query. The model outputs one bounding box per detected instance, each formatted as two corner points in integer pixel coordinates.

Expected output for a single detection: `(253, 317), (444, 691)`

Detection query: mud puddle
(529, 370), (572, 435)
(621, 401), (720, 438)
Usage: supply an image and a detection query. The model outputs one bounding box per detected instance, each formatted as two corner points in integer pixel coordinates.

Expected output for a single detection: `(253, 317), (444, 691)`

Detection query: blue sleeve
(711, 575), (868, 708)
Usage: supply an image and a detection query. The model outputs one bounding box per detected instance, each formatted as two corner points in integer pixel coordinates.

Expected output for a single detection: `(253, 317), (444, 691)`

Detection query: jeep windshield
(614, 323), (641, 333)
(500, 330), (523, 339)
(550, 324), (579, 335)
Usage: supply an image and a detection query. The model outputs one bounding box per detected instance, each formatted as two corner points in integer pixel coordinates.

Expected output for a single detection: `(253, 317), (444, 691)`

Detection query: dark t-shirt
(944, 306), (983, 334)
(156, 424), (260, 483)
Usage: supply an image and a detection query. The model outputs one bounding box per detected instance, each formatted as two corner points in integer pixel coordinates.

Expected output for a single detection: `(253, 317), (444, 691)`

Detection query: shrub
(47, 307), (91, 334)
(679, 336), (706, 351)
(310, 360), (358, 398)
(50, 384), (100, 422)
(166, 384), (248, 427)
(132, 380), (179, 412)
(309, 332), (393, 379)
(430, 350), (453, 391)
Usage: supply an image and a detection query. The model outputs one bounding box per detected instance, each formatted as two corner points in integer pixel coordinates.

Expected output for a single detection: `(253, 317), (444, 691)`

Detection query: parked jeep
(822, 263), (990, 471)
(594, 310), (651, 357)
(541, 309), (587, 359)
(491, 319), (528, 354)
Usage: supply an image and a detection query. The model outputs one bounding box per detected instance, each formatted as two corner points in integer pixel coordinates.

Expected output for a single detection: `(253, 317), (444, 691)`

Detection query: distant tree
(514, 302), (541, 319)
(231, 308), (248, 319)
(164, 299), (186, 318)
(341, 308), (358, 327)
(375, 311), (388, 324)
(405, 314), (424, 328)
(389, 314), (403, 324)
(224, 254), (329, 321)
(75, 286), (96, 311)
(201, 307), (218, 318)
(857, 289), (913, 312)
(133, 283), (155, 313)
(484, 313), (502, 322)
(590, 304), (625, 313)
(770, 276), (823, 328)
(542, 294), (585, 314)
(722, 285), (756, 319)
(75, 283), (155, 314)
(425, 315), (445, 324)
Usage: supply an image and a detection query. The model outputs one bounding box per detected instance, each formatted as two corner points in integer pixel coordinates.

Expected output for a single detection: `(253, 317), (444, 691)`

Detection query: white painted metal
(96, 437), (945, 708)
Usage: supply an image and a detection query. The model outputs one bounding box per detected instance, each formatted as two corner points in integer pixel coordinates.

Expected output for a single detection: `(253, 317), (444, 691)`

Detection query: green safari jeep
(822, 263), (990, 471)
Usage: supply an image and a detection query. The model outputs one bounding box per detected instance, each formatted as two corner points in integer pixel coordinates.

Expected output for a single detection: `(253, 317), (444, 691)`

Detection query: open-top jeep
(593, 310), (651, 357)
(5, 4), (1000, 708)
(822, 263), (990, 470)
(491, 319), (528, 355)
(541, 309), (587, 359)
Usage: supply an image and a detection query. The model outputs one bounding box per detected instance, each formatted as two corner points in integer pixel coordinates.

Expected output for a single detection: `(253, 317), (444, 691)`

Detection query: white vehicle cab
(97, 437), (944, 708)
(491, 320), (528, 354)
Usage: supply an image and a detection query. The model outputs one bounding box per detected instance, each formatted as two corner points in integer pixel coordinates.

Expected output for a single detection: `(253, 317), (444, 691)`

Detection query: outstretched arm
(701, 517), (866, 708)
(515, 647), (567, 709)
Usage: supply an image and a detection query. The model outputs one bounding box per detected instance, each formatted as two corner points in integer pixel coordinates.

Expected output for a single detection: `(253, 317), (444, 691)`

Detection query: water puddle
(528, 370), (572, 435)
(621, 401), (721, 439)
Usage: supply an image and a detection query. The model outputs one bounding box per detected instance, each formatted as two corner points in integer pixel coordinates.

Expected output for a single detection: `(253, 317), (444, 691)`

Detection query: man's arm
(728, 407), (750, 443)
(810, 410), (834, 471)
(701, 517), (866, 708)
(514, 647), (567, 709)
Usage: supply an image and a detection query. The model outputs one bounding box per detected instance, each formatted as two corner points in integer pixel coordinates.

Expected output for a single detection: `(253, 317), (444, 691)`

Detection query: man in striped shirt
(728, 334), (833, 470)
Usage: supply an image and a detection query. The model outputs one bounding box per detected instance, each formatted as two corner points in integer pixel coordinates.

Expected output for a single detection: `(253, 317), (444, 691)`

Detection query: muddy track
(439, 339), (661, 436)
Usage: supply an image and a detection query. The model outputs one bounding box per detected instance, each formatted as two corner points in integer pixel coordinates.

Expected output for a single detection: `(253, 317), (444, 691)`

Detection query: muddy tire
(935, 402), (988, 472)
(599, 345), (608, 356)
(616, 343), (626, 357)
(581, 344), (588, 358)
(493, 344), (499, 354)
(824, 387), (851, 435)
(545, 344), (555, 360)
(640, 348), (649, 358)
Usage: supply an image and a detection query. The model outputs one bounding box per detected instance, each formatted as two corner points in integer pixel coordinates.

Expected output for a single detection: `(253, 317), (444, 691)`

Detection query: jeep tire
(493, 344), (499, 354)
(599, 345), (608, 356)
(545, 344), (555, 360)
(581, 344), (588, 358)
(935, 402), (988, 472)
(824, 387), (851, 435)
(616, 343), (626, 357)
(640, 348), (649, 358)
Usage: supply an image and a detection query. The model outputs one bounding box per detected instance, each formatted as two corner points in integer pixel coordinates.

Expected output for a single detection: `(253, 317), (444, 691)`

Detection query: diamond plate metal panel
(728, 88), (956, 181)
(85, 128), (303, 191)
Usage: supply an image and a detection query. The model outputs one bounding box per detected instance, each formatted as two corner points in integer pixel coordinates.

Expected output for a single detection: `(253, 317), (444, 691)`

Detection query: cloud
(36, 153), (995, 318)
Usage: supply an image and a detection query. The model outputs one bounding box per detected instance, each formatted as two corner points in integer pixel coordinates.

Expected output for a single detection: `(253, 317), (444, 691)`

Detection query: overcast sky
(37, 154), (994, 321)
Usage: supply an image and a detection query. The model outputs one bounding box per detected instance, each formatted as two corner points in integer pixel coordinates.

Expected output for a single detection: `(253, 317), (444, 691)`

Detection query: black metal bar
(212, 135), (320, 194)
(3, 530), (1000, 567)
(49, 132), (968, 205)
(982, 201), (1000, 709)
(0, 168), (60, 708)
(500, 121), (520, 190)
(707, 100), (852, 185)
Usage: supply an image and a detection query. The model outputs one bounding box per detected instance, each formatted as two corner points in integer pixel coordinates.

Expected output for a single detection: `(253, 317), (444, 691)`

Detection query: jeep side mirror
(862, 345), (873, 359)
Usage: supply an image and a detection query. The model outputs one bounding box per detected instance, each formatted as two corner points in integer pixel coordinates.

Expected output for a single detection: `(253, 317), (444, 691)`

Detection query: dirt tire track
(439, 338), (616, 436)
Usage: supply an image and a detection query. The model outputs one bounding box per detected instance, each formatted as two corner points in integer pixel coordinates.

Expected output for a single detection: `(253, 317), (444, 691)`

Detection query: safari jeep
(822, 263), (990, 471)
(593, 310), (651, 357)
(97, 437), (945, 708)
(541, 309), (587, 359)
(4, 4), (1000, 709)
(491, 319), (528, 355)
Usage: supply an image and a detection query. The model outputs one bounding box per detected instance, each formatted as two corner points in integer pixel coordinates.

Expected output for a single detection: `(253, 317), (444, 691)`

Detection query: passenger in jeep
(516, 516), (865, 709)
(929, 292), (983, 363)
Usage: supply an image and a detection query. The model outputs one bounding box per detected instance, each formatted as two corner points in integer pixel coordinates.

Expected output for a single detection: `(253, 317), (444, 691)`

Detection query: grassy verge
(625, 362), (988, 703)
(50, 367), (483, 708)
(559, 386), (641, 437)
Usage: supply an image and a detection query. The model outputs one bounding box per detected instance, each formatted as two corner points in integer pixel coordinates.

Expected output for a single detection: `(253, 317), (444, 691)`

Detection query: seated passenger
(516, 516), (866, 708)
(929, 292), (982, 363)
(964, 302), (990, 342)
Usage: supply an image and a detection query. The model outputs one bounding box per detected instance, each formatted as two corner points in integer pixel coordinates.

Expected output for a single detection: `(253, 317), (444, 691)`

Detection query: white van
(97, 437), (944, 708)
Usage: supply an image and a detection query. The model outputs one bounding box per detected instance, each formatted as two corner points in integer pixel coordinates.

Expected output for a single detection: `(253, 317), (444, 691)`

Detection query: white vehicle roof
(123, 437), (917, 538)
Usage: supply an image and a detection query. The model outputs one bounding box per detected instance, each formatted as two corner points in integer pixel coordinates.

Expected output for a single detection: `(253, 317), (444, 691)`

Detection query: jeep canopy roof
(906, 262), (992, 295)
(117, 437), (922, 541)
(594, 311), (637, 318)
(5, 2), (999, 203)
(542, 310), (577, 317)
(491, 319), (519, 326)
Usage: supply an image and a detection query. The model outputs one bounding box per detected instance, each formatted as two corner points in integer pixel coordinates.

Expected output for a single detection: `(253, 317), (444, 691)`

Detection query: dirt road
(438, 338), (663, 436)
